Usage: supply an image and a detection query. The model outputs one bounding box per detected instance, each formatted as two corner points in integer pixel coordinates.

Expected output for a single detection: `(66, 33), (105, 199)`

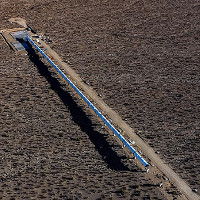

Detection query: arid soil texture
(0, 0), (200, 198)
(0, 31), (176, 199)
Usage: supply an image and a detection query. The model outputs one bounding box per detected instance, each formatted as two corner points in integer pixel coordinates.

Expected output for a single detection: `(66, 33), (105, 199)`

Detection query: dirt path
(39, 39), (199, 200)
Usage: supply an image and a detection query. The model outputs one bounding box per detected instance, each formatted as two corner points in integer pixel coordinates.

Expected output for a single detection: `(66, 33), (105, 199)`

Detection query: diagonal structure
(25, 35), (149, 167)
(1, 24), (199, 200)
(24, 34), (199, 200)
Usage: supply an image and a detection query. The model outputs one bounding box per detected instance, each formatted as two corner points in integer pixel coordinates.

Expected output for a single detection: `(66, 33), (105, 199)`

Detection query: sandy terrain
(0, 0), (199, 199)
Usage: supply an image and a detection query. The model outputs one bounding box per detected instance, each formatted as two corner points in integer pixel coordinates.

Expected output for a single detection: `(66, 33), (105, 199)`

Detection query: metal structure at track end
(25, 35), (148, 168)
(0, 28), (30, 52)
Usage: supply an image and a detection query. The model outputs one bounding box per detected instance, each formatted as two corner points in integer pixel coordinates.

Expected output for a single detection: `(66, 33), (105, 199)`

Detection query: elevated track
(25, 34), (199, 200)
(1, 24), (199, 200)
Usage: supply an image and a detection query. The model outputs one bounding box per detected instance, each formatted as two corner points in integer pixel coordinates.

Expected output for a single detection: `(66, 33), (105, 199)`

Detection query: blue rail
(26, 36), (148, 167)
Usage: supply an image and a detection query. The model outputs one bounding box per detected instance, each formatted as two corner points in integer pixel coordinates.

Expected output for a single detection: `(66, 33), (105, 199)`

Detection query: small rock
(163, 176), (169, 181)
(158, 182), (163, 187)
(192, 189), (198, 193)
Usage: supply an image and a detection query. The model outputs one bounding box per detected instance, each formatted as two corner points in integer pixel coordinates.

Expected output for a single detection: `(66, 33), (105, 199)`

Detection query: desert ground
(0, 0), (199, 199)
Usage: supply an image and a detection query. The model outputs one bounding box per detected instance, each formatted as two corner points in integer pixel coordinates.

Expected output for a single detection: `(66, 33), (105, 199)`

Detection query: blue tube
(26, 36), (148, 167)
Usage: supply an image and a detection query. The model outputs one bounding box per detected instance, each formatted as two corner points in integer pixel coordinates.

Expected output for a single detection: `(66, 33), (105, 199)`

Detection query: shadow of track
(27, 47), (129, 171)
